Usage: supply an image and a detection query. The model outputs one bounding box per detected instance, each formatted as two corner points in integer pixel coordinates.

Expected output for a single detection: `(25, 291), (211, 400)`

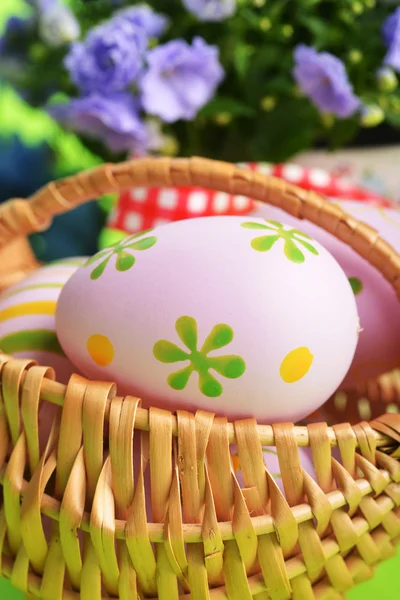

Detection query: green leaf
(115, 251), (135, 272)
(209, 356), (246, 379)
(153, 340), (189, 364)
(175, 316), (198, 352)
(252, 99), (319, 162)
(233, 43), (255, 79)
(168, 366), (193, 391)
(327, 117), (360, 151)
(201, 324), (234, 354)
(199, 96), (255, 119)
(251, 235), (279, 252)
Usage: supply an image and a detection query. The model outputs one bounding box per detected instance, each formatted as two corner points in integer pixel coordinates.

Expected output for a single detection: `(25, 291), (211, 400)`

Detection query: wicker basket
(0, 157), (400, 600)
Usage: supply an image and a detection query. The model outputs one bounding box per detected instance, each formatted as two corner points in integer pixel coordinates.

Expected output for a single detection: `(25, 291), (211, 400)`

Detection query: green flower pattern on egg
(153, 316), (246, 398)
(241, 219), (319, 263)
(85, 230), (157, 280)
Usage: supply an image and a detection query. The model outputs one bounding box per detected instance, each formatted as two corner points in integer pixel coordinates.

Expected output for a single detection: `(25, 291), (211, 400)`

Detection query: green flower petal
(175, 316), (198, 352)
(105, 239), (121, 250)
(90, 258), (110, 280)
(168, 366), (193, 390)
(266, 220), (283, 229)
(153, 340), (189, 363)
(209, 355), (246, 379)
(116, 251), (136, 272)
(124, 229), (153, 244)
(296, 238), (319, 255)
(251, 235), (279, 252)
(349, 276), (363, 296)
(241, 221), (272, 230)
(198, 371), (223, 397)
(288, 228), (312, 240)
(126, 236), (157, 251)
(85, 250), (110, 267)
(201, 324), (234, 354)
(284, 239), (305, 263)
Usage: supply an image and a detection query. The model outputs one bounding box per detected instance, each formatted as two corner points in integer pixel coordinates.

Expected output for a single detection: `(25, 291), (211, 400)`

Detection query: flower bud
(360, 104), (385, 127)
(39, 3), (80, 46)
(348, 49), (362, 64)
(214, 112), (232, 125)
(260, 17), (271, 31)
(376, 66), (398, 92)
(260, 96), (276, 111)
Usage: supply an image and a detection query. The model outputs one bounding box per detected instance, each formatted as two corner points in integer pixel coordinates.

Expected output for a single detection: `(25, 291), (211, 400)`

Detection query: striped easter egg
(0, 257), (88, 384)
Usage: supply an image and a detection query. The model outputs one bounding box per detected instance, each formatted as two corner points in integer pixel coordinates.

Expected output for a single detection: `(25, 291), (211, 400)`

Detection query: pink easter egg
(232, 445), (315, 495)
(249, 202), (400, 390)
(0, 257), (88, 384)
(56, 216), (359, 423)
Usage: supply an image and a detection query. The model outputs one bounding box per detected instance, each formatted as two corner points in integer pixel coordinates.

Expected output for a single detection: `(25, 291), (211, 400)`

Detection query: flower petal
(201, 323), (233, 354)
(168, 366), (193, 390)
(90, 258), (110, 280)
(288, 228), (312, 240)
(296, 238), (319, 256)
(153, 340), (189, 363)
(125, 229), (153, 243)
(284, 239), (305, 263)
(266, 220), (282, 228)
(85, 250), (111, 267)
(241, 221), (272, 230)
(209, 355), (246, 379)
(198, 371), (223, 397)
(175, 316), (198, 351)
(251, 235), (279, 252)
(127, 236), (157, 251)
(116, 251), (136, 272)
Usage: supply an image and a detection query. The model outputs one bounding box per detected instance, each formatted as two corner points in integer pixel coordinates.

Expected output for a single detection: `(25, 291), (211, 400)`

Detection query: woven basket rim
(1, 156), (400, 600)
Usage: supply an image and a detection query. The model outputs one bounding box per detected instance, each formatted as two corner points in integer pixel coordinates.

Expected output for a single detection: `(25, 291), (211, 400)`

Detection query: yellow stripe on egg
(1, 283), (64, 301)
(0, 301), (57, 323)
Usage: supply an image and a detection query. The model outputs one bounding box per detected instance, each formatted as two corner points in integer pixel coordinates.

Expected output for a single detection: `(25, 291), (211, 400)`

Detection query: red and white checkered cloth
(107, 162), (392, 235)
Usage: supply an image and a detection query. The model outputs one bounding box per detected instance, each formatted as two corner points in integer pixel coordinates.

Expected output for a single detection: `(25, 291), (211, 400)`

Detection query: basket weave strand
(0, 158), (399, 599)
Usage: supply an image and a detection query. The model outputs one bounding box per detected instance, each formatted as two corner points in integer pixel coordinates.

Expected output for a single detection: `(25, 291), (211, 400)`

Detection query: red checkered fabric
(108, 162), (391, 235)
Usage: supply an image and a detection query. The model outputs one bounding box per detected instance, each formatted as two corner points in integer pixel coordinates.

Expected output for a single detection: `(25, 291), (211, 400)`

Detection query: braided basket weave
(0, 157), (400, 600)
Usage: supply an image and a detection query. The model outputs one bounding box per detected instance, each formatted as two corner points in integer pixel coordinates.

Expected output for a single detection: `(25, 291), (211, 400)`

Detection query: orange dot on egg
(87, 334), (114, 367)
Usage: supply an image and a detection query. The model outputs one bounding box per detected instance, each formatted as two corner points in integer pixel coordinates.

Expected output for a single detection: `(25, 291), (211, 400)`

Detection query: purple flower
(48, 93), (150, 153)
(65, 17), (147, 93)
(117, 5), (169, 38)
(383, 8), (400, 72)
(293, 45), (360, 118)
(139, 37), (224, 122)
(182, 0), (236, 21)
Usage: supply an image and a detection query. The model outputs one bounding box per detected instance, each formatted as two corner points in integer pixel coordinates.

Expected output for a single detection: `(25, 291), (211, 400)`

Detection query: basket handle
(1, 156), (399, 299)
